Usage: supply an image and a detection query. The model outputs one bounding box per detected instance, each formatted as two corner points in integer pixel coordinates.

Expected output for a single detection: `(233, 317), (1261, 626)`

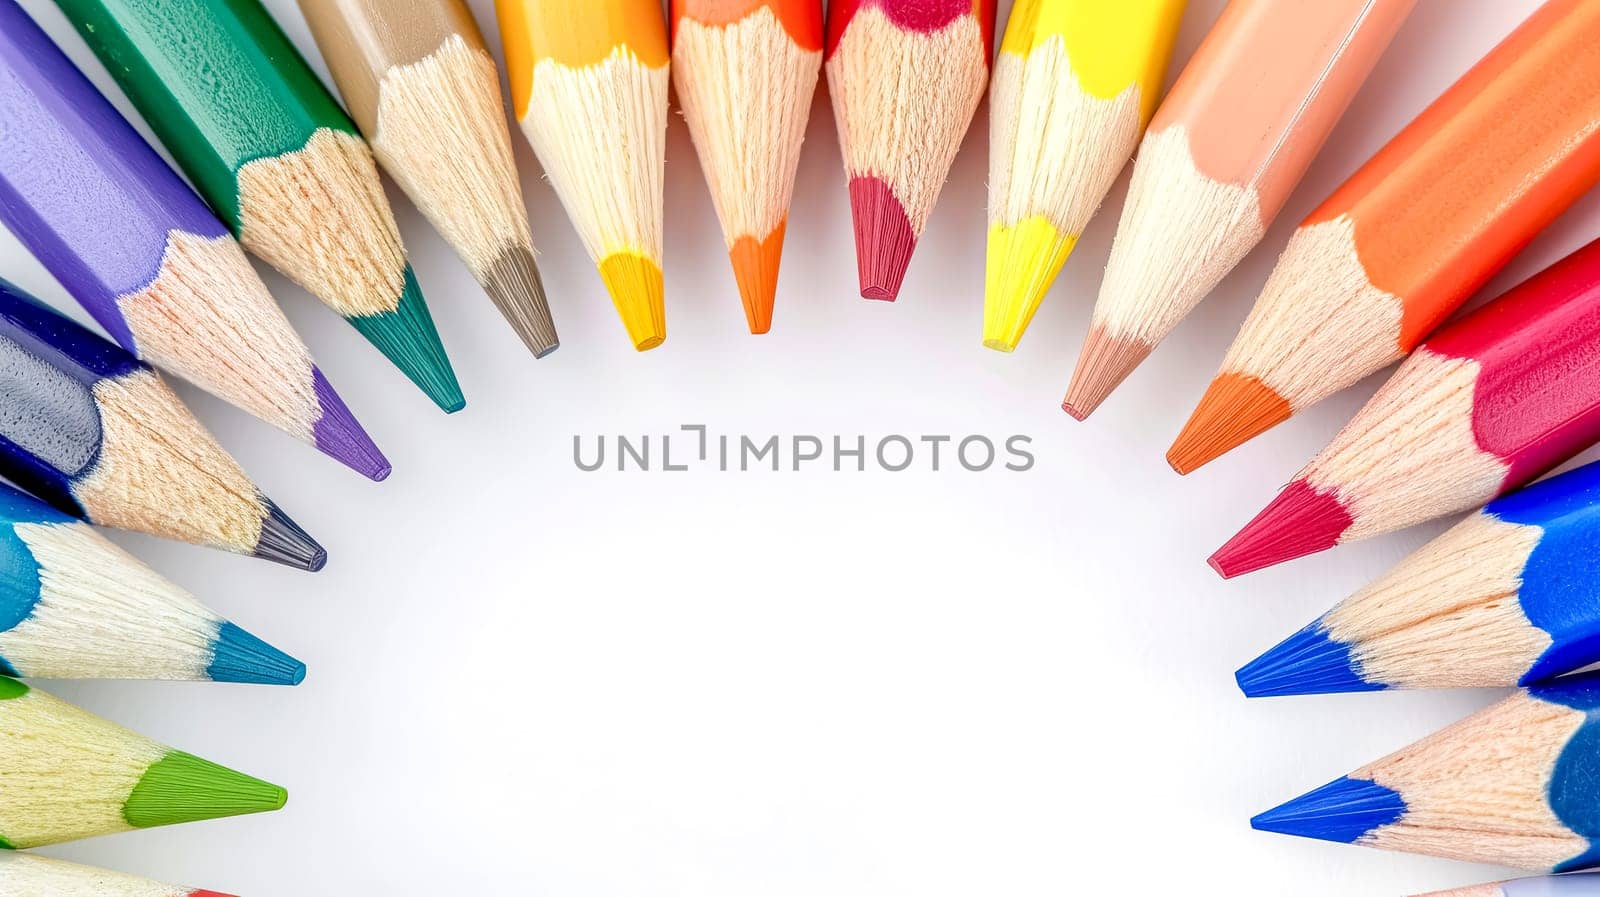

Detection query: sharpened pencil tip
(207, 622), (306, 686)
(1253, 776), (1405, 844)
(1211, 479), (1354, 578)
(347, 266), (464, 413)
(122, 750), (287, 829)
(983, 218), (1076, 352)
(1063, 325), (1152, 421)
(309, 368), (391, 481)
(848, 175), (916, 302)
(1236, 622), (1383, 697)
(1169, 372), (1293, 474)
(730, 222), (786, 335)
(599, 251), (666, 351)
(255, 499), (326, 572)
(483, 243), (560, 358)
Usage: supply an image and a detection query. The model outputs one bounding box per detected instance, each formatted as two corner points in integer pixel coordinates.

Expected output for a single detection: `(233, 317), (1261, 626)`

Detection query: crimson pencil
(1212, 236), (1600, 578)
(826, 0), (995, 301)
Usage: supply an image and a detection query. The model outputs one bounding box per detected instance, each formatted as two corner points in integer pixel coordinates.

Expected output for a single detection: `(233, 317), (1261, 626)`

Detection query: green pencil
(0, 677), (284, 848)
(56, 0), (464, 412)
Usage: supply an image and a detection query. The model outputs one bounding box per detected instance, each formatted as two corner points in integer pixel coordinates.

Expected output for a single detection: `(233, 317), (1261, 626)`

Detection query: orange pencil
(672, 1), (823, 334)
(1063, 0), (1414, 419)
(498, 0), (671, 350)
(826, 0), (996, 301)
(1168, 0), (1600, 473)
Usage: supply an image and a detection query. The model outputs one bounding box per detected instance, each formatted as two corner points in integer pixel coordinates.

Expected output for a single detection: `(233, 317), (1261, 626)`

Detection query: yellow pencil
(985, 0), (1185, 352)
(497, 0), (671, 350)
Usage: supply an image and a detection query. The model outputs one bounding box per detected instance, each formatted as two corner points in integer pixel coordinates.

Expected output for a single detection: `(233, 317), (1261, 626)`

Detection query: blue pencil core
(1236, 622), (1385, 697)
(207, 622), (305, 686)
(1252, 776), (1405, 844)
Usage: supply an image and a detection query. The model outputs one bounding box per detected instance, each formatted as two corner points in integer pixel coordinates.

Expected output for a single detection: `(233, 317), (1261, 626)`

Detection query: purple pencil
(0, 0), (387, 480)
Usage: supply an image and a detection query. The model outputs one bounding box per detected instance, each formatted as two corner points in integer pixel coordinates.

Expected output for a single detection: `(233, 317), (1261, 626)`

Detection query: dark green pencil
(56, 0), (464, 412)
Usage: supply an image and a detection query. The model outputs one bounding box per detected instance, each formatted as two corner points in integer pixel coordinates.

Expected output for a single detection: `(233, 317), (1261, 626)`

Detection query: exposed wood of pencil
(299, 0), (559, 357)
(985, 0), (1181, 354)
(75, 367), (306, 565)
(0, 851), (230, 896)
(672, 1), (822, 333)
(1065, 0), (1413, 418)
(1240, 510), (1546, 695)
(1357, 691), (1584, 868)
(0, 681), (285, 848)
(1169, 0), (1600, 473)
(499, 0), (670, 350)
(828, 4), (990, 301)
(0, 514), (302, 683)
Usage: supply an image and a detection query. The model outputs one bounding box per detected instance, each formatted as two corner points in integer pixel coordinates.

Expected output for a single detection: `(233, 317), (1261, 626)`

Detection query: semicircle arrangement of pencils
(0, 0), (1598, 892)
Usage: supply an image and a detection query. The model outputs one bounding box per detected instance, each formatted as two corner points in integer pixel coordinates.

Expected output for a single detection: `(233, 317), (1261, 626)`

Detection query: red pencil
(1211, 236), (1600, 578)
(826, 0), (995, 301)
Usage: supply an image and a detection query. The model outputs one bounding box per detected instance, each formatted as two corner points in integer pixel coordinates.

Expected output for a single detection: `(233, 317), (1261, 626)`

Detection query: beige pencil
(298, 0), (560, 357)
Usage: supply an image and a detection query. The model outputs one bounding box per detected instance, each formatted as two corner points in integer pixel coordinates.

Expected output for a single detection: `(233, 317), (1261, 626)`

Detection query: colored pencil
(0, 277), (323, 570)
(298, 0), (560, 359)
(828, 0), (995, 301)
(1239, 459), (1600, 696)
(1415, 874), (1600, 897)
(0, 850), (236, 896)
(497, 0), (670, 350)
(56, 0), (463, 413)
(1168, 0), (1600, 473)
(0, 676), (284, 848)
(1211, 237), (1600, 578)
(0, 0), (387, 480)
(1254, 670), (1600, 872)
(670, 0), (823, 334)
(0, 481), (303, 683)
(984, 0), (1185, 352)
(1062, 0), (1413, 417)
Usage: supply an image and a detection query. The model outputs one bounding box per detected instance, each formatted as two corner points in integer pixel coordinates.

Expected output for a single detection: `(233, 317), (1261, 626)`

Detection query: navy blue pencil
(0, 277), (322, 570)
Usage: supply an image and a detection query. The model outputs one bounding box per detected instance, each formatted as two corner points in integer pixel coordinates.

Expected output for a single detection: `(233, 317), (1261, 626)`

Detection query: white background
(7, 0), (1599, 893)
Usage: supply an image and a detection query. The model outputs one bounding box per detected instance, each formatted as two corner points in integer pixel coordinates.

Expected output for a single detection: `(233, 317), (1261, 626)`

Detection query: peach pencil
(1063, 0), (1414, 417)
(1169, 0), (1600, 473)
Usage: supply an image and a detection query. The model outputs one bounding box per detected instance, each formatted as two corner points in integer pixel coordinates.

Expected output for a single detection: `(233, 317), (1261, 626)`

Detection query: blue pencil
(1238, 461), (1600, 696)
(1254, 670), (1600, 871)
(0, 482), (301, 683)
(1415, 873), (1600, 897)
(0, 276), (322, 570)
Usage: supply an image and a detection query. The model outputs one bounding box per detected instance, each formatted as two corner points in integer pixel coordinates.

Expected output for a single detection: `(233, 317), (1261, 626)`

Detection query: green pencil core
(349, 266), (465, 413)
(0, 677), (28, 700)
(123, 751), (287, 829)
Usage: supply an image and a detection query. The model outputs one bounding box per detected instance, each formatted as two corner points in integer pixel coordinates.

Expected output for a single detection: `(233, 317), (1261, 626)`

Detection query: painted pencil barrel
(498, 0), (669, 349)
(1171, 0), (1600, 471)
(0, 676), (285, 848)
(0, 277), (324, 570)
(0, 0), (389, 479)
(54, 0), (461, 411)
